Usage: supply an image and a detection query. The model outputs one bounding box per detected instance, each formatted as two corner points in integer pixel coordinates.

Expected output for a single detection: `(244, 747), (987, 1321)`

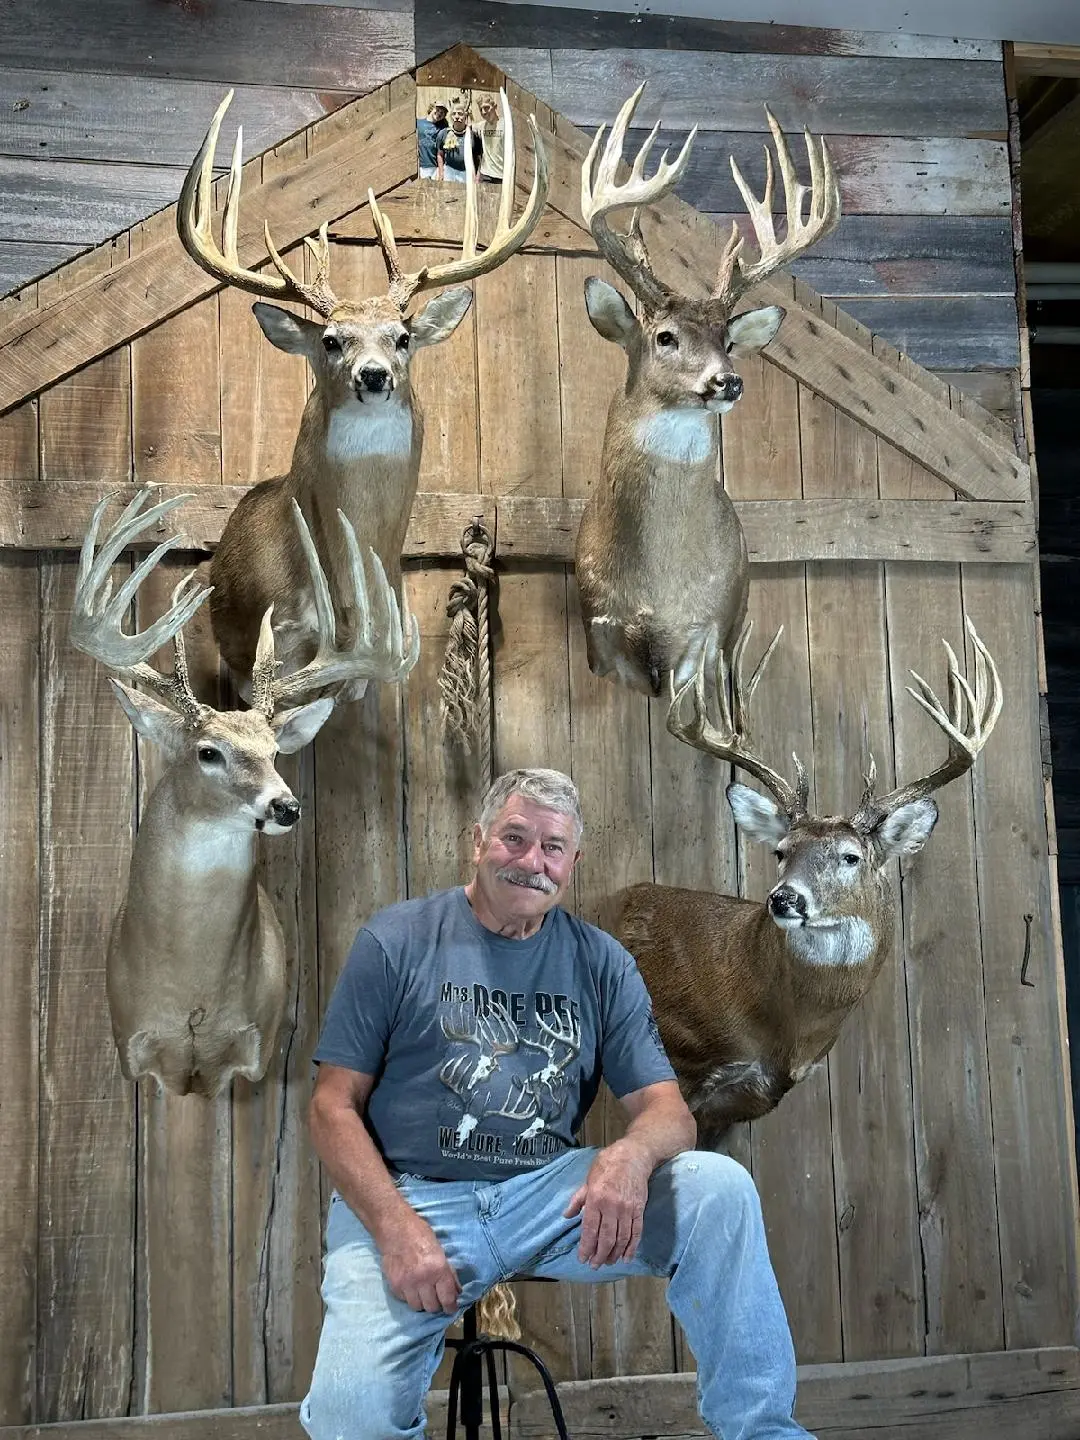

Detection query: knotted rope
(438, 518), (495, 781)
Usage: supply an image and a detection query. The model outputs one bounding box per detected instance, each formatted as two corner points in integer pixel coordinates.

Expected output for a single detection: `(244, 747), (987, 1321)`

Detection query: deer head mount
(574, 86), (841, 698)
(608, 616), (1002, 1147)
(175, 89), (548, 697)
(70, 487), (414, 1096)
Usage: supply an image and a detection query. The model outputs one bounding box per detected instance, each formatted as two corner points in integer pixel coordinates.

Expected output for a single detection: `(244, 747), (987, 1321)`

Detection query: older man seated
(300, 767), (814, 1440)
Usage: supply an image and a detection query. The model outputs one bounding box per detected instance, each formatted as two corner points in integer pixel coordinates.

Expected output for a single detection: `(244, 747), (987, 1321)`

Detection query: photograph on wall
(416, 84), (505, 184)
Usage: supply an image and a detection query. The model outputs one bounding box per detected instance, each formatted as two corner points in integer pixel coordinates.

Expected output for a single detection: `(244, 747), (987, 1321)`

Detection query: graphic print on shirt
(437, 988), (581, 1164)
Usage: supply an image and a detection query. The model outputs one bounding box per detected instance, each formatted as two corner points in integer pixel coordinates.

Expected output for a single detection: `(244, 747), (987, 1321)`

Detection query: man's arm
(565, 1080), (696, 1268)
(309, 1064), (461, 1313)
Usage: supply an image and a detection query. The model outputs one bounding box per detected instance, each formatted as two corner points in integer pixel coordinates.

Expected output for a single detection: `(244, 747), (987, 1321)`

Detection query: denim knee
(672, 1149), (762, 1223)
(301, 1375), (409, 1440)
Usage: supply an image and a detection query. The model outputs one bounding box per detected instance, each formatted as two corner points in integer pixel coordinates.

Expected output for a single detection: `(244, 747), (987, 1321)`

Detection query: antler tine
(581, 83), (697, 313)
(249, 606), (279, 720)
(70, 487), (212, 682)
(178, 90), (339, 317)
(854, 619), (1002, 828)
(666, 622), (805, 816)
(379, 91), (550, 312)
(711, 105), (841, 310)
(268, 503), (420, 706)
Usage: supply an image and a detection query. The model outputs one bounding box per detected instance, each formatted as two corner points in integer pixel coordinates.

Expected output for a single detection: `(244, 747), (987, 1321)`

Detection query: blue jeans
(299, 1147), (811, 1440)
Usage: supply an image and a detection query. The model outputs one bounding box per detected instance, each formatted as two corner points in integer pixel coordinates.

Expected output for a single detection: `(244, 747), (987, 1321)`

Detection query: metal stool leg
(446, 1307), (485, 1440)
(467, 1339), (571, 1440)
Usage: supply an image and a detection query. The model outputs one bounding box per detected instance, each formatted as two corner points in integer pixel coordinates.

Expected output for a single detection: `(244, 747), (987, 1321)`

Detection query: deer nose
(269, 797), (301, 829)
(768, 885), (806, 920)
(707, 373), (743, 403)
(357, 365), (389, 394)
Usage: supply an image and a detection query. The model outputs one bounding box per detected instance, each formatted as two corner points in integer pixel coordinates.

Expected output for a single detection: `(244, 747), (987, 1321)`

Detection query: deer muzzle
(703, 372), (743, 408)
(768, 883), (808, 927)
(356, 363), (392, 398)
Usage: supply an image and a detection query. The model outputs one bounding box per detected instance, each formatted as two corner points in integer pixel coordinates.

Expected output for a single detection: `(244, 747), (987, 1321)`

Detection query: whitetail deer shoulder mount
(177, 89), (548, 700)
(70, 488), (415, 1097)
(575, 86), (840, 697)
(607, 618), (1002, 1148)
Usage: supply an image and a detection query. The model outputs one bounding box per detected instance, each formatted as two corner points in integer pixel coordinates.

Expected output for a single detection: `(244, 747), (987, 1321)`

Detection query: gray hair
(478, 768), (583, 842)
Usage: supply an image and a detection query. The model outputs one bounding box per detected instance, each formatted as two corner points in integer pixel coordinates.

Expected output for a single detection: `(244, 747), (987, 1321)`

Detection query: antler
(853, 618), (1002, 831)
(70, 488), (213, 728)
(666, 619), (809, 819)
(178, 90), (340, 317)
(580, 83), (697, 314)
(370, 90), (549, 312)
(711, 106), (841, 311)
(258, 501), (420, 710)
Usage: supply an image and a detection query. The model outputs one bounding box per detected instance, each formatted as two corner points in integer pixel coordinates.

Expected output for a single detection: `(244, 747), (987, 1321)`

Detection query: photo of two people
(416, 88), (505, 184)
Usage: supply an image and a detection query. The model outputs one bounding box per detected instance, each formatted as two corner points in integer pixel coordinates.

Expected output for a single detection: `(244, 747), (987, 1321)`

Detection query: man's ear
(253, 302), (326, 358)
(273, 697), (335, 754)
(726, 305), (785, 353)
(584, 277), (639, 346)
(873, 797), (939, 860)
(726, 782), (791, 845)
(109, 679), (185, 752)
(409, 286), (473, 349)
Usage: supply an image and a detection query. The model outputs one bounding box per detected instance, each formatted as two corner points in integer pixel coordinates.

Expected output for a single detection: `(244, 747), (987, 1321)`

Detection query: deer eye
(656, 330), (678, 349)
(198, 746), (224, 766)
(773, 848), (784, 862)
(322, 333), (341, 353)
(396, 332), (411, 351)
(842, 852), (861, 867)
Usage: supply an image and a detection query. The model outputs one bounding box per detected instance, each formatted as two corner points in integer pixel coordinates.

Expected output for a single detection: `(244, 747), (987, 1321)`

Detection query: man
(301, 768), (812, 1440)
(436, 97), (481, 184)
(417, 99), (447, 180)
(476, 91), (505, 184)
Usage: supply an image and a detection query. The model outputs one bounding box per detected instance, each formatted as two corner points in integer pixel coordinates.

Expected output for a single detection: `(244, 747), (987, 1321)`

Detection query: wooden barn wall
(0, 182), (1074, 1425)
(0, 0), (1019, 433)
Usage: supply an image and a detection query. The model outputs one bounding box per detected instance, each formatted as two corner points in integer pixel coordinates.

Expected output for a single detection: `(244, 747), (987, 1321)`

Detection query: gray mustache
(496, 867), (558, 894)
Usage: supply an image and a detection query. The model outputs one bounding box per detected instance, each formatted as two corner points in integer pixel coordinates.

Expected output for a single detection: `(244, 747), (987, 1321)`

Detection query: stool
(444, 1296), (570, 1440)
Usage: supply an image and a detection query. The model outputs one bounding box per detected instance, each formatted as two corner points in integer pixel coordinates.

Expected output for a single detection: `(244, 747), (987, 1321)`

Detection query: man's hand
(376, 1211), (461, 1313)
(564, 1138), (653, 1267)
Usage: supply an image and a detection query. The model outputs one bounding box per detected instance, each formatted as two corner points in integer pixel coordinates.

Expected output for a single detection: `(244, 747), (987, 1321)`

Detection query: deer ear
(726, 305), (785, 353)
(409, 286), (473, 349)
(252, 302), (325, 358)
(272, 697), (335, 754)
(726, 782), (790, 844)
(873, 797), (939, 859)
(109, 679), (184, 750)
(584, 277), (638, 346)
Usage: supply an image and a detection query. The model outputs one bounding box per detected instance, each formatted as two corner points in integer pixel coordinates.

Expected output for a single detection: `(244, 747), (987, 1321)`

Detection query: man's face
(471, 796), (580, 929)
(478, 99), (497, 122)
(430, 105), (447, 126)
(450, 107), (470, 134)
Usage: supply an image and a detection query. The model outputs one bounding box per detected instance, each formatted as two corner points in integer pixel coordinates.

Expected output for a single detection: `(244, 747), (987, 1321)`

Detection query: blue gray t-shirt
(315, 887), (675, 1180)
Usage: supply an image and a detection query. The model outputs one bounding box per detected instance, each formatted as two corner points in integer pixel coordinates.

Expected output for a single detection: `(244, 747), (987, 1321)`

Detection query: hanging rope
(438, 517), (495, 780)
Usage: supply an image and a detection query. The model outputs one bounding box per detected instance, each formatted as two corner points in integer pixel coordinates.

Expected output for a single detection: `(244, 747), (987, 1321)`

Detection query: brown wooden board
(131, 298), (222, 487)
(0, 243), (83, 299)
(0, 0), (411, 90)
(37, 556), (136, 1420)
(719, 326), (841, 1363)
(962, 564), (1077, 1348)
(0, 552), (39, 1425)
(511, 1345), (1080, 1438)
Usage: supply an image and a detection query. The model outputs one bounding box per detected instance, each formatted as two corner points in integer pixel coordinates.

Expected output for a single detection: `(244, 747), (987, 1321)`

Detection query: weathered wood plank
(0, 70), (342, 165)
(0, 0), (411, 90)
(511, 1346), (1080, 1439)
(832, 295), (1020, 371)
(963, 564), (1079, 1348)
(1013, 42), (1080, 79)
(417, 0), (997, 60)
(132, 297), (222, 486)
(0, 94), (417, 415)
(0, 156), (185, 247)
(0, 242), (82, 299)
(0, 553), (39, 1426)
(37, 556), (135, 1421)
(0, 483), (1037, 564)
(538, 50), (1008, 139)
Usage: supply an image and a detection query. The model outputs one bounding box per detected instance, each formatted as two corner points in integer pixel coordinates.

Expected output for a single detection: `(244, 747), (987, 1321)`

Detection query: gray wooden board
(0, 242), (82, 298)
(837, 296), (1020, 371)
(0, 0), (412, 90)
(477, 47), (1008, 138)
(0, 69), (341, 165)
(415, 0), (998, 60)
(642, 134), (1009, 218)
(0, 156), (183, 246)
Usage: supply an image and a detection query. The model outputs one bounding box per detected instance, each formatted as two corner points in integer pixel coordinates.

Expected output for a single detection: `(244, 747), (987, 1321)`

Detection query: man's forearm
(310, 1100), (414, 1246)
(617, 1097), (698, 1172)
